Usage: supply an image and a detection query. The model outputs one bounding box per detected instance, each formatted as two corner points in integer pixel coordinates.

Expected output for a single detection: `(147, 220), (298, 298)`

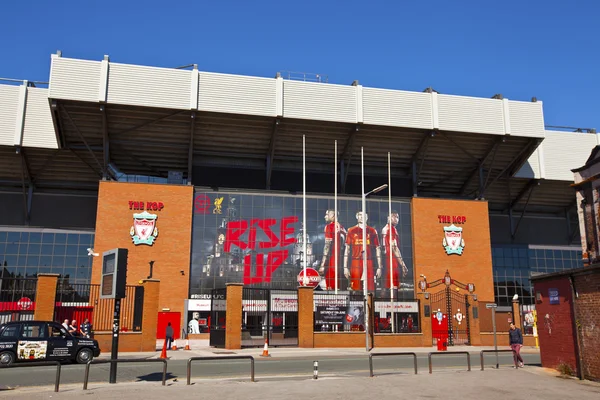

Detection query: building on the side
(0, 52), (597, 349)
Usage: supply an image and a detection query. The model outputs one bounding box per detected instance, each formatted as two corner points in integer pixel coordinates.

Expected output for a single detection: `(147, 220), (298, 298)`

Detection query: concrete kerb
(107, 346), (539, 361)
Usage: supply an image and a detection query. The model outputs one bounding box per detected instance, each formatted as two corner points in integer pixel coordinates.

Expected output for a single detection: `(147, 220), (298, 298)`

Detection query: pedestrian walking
(166, 322), (174, 350)
(509, 322), (524, 368)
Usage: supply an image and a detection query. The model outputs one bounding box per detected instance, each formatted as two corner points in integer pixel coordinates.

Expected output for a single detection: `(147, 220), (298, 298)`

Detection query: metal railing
(83, 358), (167, 389)
(480, 349), (515, 370)
(428, 351), (471, 374)
(55, 284), (144, 332)
(369, 352), (418, 377)
(0, 278), (37, 312)
(187, 356), (255, 384)
(4, 361), (61, 392)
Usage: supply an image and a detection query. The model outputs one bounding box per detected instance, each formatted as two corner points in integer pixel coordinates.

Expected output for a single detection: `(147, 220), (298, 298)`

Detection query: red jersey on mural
(381, 212), (408, 289)
(319, 210), (347, 290)
(344, 212), (382, 292)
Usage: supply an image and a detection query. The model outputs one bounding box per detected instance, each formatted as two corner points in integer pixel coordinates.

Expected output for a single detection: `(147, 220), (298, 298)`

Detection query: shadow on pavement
(136, 372), (178, 382)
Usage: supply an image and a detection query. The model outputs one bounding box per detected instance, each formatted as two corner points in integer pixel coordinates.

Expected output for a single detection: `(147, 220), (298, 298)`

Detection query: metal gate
(430, 286), (471, 346)
(209, 288), (227, 348)
(242, 288), (298, 347)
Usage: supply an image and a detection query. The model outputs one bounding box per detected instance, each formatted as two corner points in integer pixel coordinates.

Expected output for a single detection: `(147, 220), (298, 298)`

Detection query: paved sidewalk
(1, 365), (598, 400)
(100, 343), (540, 360)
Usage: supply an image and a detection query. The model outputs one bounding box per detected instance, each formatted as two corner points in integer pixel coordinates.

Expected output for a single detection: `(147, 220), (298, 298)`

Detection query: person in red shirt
(319, 210), (347, 291)
(343, 211), (382, 292)
(381, 211), (408, 292)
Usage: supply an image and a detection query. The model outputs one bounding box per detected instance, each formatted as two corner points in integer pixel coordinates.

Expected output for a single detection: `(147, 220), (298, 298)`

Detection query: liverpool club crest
(442, 224), (465, 255)
(130, 211), (158, 246)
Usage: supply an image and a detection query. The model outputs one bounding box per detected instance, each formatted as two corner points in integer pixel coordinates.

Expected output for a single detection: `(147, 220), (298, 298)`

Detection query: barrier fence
(480, 349), (515, 370)
(4, 361), (61, 392)
(4, 351), (523, 391)
(187, 356), (255, 384)
(369, 352), (418, 377)
(428, 351), (471, 374)
(83, 358), (167, 389)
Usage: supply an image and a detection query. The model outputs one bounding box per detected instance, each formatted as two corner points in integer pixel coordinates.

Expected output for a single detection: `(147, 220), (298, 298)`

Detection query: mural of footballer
(381, 211), (408, 292)
(343, 211), (382, 291)
(319, 210), (347, 290)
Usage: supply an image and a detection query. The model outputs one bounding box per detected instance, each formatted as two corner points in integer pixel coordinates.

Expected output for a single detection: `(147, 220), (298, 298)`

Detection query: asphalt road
(0, 353), (540, 389)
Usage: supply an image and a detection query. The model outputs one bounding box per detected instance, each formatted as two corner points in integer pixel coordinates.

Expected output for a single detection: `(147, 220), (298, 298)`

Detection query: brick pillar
(34, 274), (59, 321)
(225, 283), (243, 350)
(140, 279), (160, 352)
(468, 298), (481, 346)
(511, 299), (522, 329)
(419, 295), (433, 347)
(298, 287), (314, 348)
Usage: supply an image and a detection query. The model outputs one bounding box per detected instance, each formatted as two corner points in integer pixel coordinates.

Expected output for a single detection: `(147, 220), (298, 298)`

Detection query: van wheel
(76, 348), (93, 364)
(0, 351), (15, 367)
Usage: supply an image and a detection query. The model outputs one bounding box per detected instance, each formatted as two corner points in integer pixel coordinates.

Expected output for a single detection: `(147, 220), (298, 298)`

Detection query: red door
(157, 312), (181, 339)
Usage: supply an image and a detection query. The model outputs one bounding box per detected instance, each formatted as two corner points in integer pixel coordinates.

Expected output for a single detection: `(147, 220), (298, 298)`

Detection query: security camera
(512, 294), (519, 301)
(87, 248), (99, 257)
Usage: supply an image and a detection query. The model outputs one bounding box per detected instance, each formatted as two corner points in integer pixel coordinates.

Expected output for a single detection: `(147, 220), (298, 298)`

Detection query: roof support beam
(439, 131), (479, 161)
(112, 144), (165, 177)
(69, 149), (104, 178)
(341, 125), (358, 193)
(474, 139), (539, 197)
(511, 179), (539, 240)
(459, 137), (504, 197)
(18, 147), (31, 224)
(111, 110), (187, 136)
(101, 105), (110, 181)
(510, 179), (540, 210)
(188, 112), (196, 185)
(410, 132), (432, 197)
(61, 105), (104, 173)
(266, 119), (279, 190)
(31, 150), (61, 183)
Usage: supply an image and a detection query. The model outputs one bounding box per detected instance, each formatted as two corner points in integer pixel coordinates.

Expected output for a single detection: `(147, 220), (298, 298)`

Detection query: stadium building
(0, 52), (596, 348)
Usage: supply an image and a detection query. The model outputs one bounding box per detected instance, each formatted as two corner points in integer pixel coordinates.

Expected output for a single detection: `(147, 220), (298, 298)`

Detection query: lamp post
(361, 146), (388, 351)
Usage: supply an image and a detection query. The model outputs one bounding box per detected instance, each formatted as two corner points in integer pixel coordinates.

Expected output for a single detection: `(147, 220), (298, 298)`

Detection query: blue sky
(1, 0), (598, 130)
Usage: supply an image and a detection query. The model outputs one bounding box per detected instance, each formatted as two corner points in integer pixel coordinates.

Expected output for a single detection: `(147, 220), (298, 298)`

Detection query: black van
(0, 320), (101, 366)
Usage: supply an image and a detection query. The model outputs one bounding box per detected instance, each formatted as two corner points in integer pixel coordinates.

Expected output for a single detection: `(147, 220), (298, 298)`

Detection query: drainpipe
(568, 275), (584, 380)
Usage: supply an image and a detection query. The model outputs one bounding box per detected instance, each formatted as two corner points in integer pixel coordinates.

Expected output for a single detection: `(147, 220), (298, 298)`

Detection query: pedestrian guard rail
(368, 352), (418, 377)
(4, 361), (62, 392)
(479, 349), (515, 370)
(187, 356), (255, 385)
(83, 358), (168, 389)
(428, 351), (471, 374)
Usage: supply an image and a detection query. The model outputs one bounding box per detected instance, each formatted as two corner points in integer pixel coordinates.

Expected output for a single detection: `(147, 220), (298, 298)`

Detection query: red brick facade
(533, 277), (579, 373)
(411, 198), (494, 302)
(572, 270), (600, 380)
(531, 271), (598, 379)
(91, 182), (193, 331)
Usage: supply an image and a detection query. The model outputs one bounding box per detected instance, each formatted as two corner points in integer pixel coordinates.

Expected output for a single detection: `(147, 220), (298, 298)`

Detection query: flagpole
(303, 135), (307, 285)
(388, 152), (395, 334)
(361, 146), (368, 351)
(334, 140), (338, 295)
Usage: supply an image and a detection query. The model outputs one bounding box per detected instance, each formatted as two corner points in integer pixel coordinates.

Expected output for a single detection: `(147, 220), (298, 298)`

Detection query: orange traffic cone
(159, 338), (168, 359)
(184, 338), (191, 350)
(172, 339), (178, 351)
(260, 338), (270, 357)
